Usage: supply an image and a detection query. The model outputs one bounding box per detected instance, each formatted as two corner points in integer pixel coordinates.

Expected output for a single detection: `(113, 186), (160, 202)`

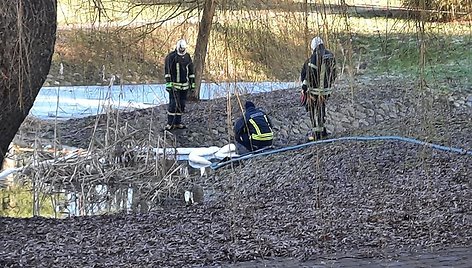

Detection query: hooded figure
(245, 101), (255, 110)
(300, 37), (337, 140)
(234, 101), (274, 154)
(164, 39), (196, 130)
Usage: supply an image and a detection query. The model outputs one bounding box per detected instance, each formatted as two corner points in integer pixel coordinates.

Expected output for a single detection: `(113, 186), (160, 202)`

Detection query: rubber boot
(321, 127), (329, 138)
(165, 114), (175, 130)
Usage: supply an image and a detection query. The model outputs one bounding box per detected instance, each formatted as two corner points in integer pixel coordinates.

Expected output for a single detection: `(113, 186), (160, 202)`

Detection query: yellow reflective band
(165, 74), (171, 78)
(167, 111), (183, 115)
(249, 118), (261, 135)
(248, 118), (273, 141)
(308, 62), (318, 69)
(308, 87), (332, 96)
(172, 82), (190, 90)
(320, 62), (326, 89)
(251, 132), (273, 141)
(189, 74), (195, 78)
(263, 115), (274, 133)
(176, 63), (180, 83)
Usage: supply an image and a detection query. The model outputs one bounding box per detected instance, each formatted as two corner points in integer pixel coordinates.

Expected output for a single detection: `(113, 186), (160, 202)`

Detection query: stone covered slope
(50, 77), (472, 153)
(3, 77), (471, 267)
(2, 129), (471, 267)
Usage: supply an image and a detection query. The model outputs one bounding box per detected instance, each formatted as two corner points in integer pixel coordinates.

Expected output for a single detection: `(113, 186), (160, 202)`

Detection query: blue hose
(210, 136), (472, 170)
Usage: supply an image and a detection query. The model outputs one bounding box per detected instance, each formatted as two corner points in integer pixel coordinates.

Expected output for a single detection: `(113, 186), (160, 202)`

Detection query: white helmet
(176, 39), (187, 56)
(310, 37), (323, 51)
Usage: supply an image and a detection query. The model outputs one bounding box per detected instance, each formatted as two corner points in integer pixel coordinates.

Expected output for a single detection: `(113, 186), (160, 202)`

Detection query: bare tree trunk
(0, 0), (57, 168)
(192, 0), (216, 100)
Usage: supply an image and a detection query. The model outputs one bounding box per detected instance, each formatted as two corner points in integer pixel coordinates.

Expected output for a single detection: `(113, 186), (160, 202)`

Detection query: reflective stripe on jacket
(300, 48), (336, 93)
(234, 108), (273, 143)
(164, 50), (195, 90)
(249, 116), (273, 141)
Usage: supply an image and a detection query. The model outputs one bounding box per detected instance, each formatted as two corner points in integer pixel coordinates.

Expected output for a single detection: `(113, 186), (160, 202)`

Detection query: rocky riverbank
(4, 75), (472, 267)
(20, 75), (472, 151)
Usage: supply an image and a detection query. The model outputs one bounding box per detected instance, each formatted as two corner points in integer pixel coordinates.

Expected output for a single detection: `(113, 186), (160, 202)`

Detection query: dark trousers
(306, 94), (328, 134)
(236, 134), (273, 154)
(167, 89), (188, 125)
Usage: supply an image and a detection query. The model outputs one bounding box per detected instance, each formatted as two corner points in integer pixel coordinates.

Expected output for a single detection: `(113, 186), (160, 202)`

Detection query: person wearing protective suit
(234, 101), (274, 154)
(164, 39), (196, 130)
(300, 37), (337, 140)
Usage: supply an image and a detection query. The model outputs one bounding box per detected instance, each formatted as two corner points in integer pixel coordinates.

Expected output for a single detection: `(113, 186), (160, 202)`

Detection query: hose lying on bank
(210, 135), (472, 170)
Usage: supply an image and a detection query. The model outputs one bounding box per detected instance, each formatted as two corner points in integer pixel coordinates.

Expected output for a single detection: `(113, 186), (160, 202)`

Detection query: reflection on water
(0, 184), (58, 218)
(0, 176), (187, 218)
(1, 151), (194, 218)
(63, 184), (144, 217)
(1, 135), (215, 218)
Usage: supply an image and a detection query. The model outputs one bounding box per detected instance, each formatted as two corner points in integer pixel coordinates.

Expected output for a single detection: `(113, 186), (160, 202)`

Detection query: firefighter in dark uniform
(234, 101), (274, 154)
(300, 37), (337, 140)
(164, 39), (196, 130)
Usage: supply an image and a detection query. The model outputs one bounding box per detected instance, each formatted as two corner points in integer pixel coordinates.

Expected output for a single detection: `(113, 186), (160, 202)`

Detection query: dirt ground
(2, 77), (472, 267)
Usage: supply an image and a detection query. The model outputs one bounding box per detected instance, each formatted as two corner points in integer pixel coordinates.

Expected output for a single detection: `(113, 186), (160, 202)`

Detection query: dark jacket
(164, 50), (195, 90)
(301, 46), (336, 89)
(234, 107), (273, 150)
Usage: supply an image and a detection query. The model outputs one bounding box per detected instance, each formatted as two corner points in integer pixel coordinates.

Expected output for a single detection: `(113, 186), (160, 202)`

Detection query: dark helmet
(245, 101), (255, 110)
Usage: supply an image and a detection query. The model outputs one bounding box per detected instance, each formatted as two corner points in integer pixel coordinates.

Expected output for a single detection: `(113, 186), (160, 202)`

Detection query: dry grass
(9, 107), (195, 217)
(50, 1), (472, 88)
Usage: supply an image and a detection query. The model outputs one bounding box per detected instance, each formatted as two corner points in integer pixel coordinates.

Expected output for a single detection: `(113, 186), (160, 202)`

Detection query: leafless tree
(192, 0), (217, 100)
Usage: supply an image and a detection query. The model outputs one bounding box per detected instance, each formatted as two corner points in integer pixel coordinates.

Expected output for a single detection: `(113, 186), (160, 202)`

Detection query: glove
(165, 82), (173, 92)
(302, 84), (308, 92)
(300, 90), (307, 106)
(190, 83), (196, 91)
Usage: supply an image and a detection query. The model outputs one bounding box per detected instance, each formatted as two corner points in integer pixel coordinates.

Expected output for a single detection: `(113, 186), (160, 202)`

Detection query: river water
(1, 81), (296, 218)
(30, 81), (297, 120)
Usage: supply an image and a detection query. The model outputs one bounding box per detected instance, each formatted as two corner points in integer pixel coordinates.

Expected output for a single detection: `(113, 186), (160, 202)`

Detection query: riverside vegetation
(47, 0), (472, 90)
(0, 1), (471, 266)
(5, 0), (472, 220)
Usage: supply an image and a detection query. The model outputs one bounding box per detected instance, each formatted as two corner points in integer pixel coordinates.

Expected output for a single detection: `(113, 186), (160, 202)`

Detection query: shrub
(402, 0), (471, 22)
